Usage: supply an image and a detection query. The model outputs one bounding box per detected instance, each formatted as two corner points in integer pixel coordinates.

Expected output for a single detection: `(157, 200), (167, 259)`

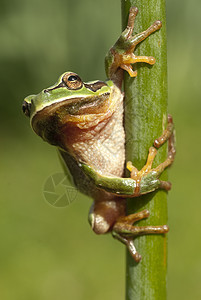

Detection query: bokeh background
(1, 0), (200, 299)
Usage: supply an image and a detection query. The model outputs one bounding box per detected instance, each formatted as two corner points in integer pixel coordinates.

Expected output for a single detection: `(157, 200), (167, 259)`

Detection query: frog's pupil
(68, 75), (78, 82)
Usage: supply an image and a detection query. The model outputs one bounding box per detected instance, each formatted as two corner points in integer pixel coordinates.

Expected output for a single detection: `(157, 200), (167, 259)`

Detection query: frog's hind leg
(112, 209), (169, 262)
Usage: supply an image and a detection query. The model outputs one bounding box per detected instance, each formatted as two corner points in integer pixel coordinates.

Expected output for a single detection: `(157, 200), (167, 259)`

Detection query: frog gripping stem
(112, 210), (169, 262)
(127, 114), (175, 196)
(105, 6), (162, 80)
(112, 116), (175, 262)
(120, 7), (162, 77)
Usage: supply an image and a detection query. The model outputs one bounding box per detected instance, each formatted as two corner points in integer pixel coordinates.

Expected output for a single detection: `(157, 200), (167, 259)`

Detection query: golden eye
(62, 73), (83, 90)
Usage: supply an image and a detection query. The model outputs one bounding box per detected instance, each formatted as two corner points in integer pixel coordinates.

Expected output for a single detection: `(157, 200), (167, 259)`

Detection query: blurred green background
(1, 0), (200, 299)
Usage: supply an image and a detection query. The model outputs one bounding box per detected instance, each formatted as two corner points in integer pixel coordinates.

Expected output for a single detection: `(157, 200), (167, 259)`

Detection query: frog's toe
(160, 180), (172, 191)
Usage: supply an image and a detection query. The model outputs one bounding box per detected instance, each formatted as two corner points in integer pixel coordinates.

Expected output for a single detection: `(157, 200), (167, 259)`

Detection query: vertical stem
(121, 1), (168, 300)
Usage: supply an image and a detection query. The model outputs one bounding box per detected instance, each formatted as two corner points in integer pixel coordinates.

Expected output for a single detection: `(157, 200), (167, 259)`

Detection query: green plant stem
(121, 1), (168, 299)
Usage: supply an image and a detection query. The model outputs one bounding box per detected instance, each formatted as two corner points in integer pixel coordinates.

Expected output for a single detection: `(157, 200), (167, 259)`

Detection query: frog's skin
(22, 7), (175, 262)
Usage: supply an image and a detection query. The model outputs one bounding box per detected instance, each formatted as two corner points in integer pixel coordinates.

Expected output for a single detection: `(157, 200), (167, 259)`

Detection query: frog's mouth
(31, 92), (112, 145)
(34, 92), (110, 118)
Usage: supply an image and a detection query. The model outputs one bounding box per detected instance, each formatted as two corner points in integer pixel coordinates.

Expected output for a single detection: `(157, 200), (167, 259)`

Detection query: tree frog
(22, 7), (175, 262)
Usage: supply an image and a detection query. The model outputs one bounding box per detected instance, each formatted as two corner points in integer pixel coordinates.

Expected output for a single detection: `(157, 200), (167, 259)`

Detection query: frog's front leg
(127, 115), (175, 196)
(105, 6), (162, 84)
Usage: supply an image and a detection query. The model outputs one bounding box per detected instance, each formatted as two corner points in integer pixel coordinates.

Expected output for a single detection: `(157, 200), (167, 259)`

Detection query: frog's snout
(22, 100), (31, 117)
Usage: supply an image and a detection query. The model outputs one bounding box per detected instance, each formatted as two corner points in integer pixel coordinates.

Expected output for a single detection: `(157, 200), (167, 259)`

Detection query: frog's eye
(62, 73), (83, 90)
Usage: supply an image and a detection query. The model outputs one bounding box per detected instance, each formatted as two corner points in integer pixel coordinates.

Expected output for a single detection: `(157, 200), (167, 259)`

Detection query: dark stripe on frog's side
(84, 81), (107, 92)
(44, 82), (66, 93)
(44, 81), (107, 93)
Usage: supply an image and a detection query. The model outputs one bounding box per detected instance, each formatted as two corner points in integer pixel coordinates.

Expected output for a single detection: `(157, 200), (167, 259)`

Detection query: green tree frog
(22, 7), (175, 262)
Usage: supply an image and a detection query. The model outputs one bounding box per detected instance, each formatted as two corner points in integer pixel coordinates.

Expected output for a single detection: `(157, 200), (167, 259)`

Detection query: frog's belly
(74, 132), (125, 177)
(71, 103), (125, 177)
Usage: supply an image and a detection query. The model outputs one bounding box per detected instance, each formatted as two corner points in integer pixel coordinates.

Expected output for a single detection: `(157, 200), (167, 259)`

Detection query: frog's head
(22, 72), (113, 146)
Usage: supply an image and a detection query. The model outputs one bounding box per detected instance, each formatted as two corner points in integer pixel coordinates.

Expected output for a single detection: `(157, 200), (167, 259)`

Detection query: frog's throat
(63, 101), (116, 129)
(62, 85), (122, 129)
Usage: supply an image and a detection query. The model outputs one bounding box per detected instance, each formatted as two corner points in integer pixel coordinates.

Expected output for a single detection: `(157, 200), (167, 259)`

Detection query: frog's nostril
(22, 100), (31, 117)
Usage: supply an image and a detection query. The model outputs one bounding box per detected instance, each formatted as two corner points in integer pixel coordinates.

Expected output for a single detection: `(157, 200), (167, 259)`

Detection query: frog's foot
(107, 7), (162, 79)
(112, 209), (169, 262)
(120, 7), (162, 77)
(127, 115), (176, 196)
